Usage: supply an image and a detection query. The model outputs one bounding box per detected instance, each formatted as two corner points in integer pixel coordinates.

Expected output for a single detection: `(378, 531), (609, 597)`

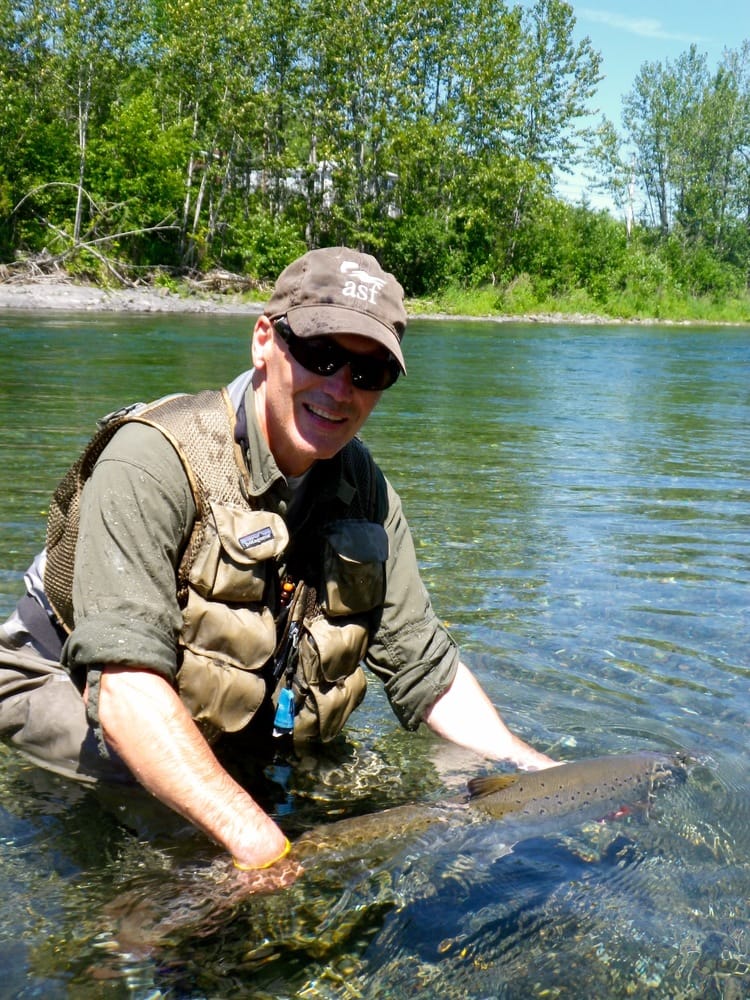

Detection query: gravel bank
(0, 280), (265, 315)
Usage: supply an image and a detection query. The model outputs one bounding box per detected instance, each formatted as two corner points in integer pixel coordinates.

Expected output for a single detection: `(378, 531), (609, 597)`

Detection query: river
(0, 312), (748, 998)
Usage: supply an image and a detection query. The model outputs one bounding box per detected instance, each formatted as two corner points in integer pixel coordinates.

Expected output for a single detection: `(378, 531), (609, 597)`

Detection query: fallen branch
(11, 182), (181, 287)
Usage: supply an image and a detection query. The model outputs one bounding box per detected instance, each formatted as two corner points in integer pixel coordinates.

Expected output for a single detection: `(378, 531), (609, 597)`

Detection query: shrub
(224, 211), (307, 280)
(380, 214), (454, 296)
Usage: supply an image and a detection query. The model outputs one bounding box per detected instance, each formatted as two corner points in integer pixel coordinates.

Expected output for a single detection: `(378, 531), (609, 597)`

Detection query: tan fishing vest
(44, 388), (388, 743)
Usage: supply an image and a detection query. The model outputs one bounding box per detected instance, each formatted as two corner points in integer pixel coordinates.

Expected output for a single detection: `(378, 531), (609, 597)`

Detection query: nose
(323, 362), (355, 401)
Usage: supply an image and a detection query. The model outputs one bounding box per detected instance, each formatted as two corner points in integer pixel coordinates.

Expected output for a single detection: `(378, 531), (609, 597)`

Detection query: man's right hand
(97, 665), (296, 871)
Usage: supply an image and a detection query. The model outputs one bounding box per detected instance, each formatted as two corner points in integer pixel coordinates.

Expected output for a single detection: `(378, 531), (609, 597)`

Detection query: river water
(0, 312), (748, 998)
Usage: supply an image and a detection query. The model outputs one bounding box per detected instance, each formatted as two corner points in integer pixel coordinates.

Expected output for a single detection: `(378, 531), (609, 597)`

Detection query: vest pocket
(322, 520), (388, 615)
(290, 613), (369, 741)
(190, 505), (289, 602)
(181, 590), (276, 670)
(293, 666), (367, 743)
(178, 650), (267, 736)
(301, 613), (369, 682)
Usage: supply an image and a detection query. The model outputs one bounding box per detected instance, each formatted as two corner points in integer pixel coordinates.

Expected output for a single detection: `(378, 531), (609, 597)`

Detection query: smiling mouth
(305, 403), (347, 425)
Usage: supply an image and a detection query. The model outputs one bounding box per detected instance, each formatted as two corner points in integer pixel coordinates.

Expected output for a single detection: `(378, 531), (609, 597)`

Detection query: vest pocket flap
(323, 520), (388, 615)
(211, 504), (289, 563)
(325, 520), (388, 564)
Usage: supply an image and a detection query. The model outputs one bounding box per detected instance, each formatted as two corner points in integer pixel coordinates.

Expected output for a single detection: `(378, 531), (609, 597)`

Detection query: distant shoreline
(0, 279), (738, 327)
(0, 280), (265, 316)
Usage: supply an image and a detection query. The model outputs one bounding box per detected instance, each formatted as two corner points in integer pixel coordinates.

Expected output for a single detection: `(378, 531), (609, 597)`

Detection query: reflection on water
(0, 313), (748, 997)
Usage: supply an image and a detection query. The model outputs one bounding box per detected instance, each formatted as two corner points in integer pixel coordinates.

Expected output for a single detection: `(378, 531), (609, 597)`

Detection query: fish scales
(468, 752), (679, 820)
(293, 751), (686, 859)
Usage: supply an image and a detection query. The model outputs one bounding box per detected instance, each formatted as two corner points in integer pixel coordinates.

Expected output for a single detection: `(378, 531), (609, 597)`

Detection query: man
(0, 247), (554, 878)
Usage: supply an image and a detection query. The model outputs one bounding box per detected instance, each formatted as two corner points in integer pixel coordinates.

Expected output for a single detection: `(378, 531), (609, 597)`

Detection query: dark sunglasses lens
(294, 338), (341, 376)
(276, 321), (400, 390)
(306, 340), (398, 390)
(349, 357), (400, 390)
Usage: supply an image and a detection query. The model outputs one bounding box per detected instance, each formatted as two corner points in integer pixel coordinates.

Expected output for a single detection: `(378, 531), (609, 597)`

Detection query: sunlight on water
(0, 314), (748, 997)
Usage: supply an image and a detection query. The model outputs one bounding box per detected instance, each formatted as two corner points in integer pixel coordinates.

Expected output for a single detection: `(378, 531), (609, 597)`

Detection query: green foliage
(91, 91), (189, 216)
(426, 282), (503, 317)
(660, 234), (746, 299)
(599, 39), (750, 272)
(225, 211), (307, 280)
(425, 268), (750, 325)
(62, 246), (109, 284)
(152, 269), (181, 293)
(509, 198), (628, 304)
(380, 215), (454, 296)
(497, 273), (540, 313)
(0, 0), (748, 316)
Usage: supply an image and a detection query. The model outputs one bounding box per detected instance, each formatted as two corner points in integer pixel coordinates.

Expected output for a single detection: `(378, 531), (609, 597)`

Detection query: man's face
(251, 317), (384, 477)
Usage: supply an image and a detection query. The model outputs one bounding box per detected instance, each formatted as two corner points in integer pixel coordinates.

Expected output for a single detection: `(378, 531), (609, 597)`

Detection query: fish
(99, 751), (688, 959)
(293, 751), (687, 859)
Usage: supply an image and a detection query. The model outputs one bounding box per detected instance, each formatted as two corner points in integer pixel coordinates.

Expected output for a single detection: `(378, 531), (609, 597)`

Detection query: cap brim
(285, 304), (406, 372)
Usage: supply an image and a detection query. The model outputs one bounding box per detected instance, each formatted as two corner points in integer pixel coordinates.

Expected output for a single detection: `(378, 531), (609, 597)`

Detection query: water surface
(0, 312), (748, 997)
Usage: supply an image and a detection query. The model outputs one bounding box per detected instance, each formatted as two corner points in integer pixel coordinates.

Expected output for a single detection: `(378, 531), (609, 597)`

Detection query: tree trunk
(73, 69), (92, 245)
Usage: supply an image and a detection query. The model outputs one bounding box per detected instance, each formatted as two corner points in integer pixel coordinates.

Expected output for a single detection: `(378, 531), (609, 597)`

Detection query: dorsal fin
(467, 773), (519, 800)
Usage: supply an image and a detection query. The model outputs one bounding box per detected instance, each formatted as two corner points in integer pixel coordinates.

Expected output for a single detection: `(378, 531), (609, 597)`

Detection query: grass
(407, 281), (750, 325)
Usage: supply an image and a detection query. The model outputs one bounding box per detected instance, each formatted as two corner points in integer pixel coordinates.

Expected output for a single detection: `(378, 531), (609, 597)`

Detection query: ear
(251, 315), (274, 371)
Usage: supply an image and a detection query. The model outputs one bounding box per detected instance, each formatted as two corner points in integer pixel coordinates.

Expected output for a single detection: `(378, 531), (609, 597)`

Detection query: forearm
(424, 661), (556, 770)
(98, 666), (288, 867)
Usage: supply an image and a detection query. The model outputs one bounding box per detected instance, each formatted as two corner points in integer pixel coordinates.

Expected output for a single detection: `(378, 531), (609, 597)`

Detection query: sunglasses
(273, 317), (401, 391)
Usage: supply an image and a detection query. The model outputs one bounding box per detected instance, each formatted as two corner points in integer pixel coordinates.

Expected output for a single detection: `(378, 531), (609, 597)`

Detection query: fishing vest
(44, 386), (389, 744)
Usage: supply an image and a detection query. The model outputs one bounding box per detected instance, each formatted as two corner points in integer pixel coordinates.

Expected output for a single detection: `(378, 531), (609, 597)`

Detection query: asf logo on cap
(340, 260), (386, 306)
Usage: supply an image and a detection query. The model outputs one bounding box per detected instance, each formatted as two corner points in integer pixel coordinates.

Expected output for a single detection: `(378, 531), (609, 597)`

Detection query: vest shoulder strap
(131, 389), (249, 514)
(45, 417), (127, 630)
(44, 389), (244, 629)
(339, 436), (388, 524)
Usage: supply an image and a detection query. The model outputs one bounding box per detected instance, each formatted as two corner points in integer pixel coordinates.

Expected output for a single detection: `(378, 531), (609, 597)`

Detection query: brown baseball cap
(264, 247), (407, 371)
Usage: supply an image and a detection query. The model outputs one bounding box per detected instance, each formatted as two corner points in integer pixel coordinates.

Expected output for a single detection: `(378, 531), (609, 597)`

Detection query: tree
(682, 45), (750, 255)
(445, 0), (602, 277)
(623, 59), (677, 235)
(515, 0), (602, 173)
(37, 0), (145, 243)
(622, 42), (750, 262)
(143, 0), (266, 265)
(297, 0), (419, 248)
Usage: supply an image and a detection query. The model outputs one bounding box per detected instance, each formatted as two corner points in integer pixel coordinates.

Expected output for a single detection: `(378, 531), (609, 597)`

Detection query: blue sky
(551, 1), (750, 209)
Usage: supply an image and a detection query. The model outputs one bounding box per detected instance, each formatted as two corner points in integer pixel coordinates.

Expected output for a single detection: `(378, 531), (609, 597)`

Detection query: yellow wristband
(233, 837), (292, 872)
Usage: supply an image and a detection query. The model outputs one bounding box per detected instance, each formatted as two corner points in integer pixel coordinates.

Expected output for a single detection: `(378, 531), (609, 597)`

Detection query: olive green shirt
(62, 379), (459, 730)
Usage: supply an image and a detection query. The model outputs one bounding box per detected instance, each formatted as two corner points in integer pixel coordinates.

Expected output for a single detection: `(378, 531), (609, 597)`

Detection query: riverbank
(0, 279), (599, 324)
(0, 280), (266, 316)
(0, 278), (742, 326)
(0, 279), (595, 322)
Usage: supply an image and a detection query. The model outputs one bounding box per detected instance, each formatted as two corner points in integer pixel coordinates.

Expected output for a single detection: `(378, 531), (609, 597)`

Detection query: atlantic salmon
(100, 751), (688, 955)
(293, 751), (687, 858)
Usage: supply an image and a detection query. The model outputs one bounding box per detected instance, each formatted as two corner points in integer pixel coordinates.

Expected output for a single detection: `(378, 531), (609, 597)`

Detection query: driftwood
(0, 250), (72, 284)
(9, 183), (182, 288)
(6, 185), (265, 296)
(184, 269), (261, 294)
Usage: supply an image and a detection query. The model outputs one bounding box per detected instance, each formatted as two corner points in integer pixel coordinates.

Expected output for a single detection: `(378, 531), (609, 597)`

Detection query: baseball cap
(264, 247), (407, 371)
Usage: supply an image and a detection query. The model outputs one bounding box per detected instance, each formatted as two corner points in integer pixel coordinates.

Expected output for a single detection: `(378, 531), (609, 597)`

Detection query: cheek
(358, 392), (382, 422)
(267, 361), (316, 426)
(262, 348), (296, 396)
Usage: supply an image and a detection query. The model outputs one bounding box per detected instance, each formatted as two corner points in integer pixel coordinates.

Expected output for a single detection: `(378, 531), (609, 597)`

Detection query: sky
(544, 1), (750, 211)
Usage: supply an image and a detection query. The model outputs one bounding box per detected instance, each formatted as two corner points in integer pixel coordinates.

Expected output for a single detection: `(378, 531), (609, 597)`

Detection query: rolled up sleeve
(364, 480), (459, 730)
(62, 423), (194, 687)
